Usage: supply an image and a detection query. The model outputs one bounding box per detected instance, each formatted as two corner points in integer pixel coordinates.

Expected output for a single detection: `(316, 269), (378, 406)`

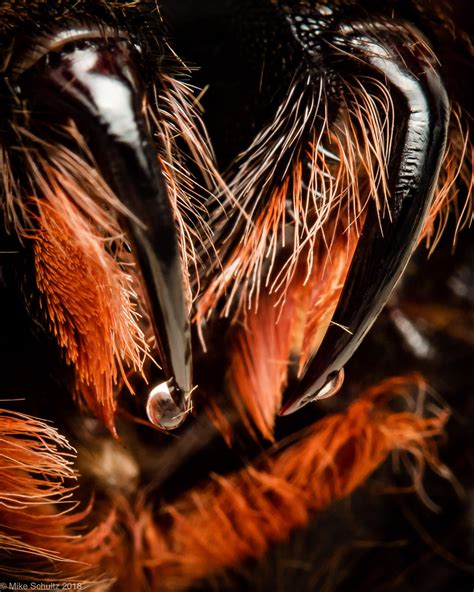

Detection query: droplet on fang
(282, 367), (345, 415)
(314, 367), (345, 400)
(146, 381), (186, 431)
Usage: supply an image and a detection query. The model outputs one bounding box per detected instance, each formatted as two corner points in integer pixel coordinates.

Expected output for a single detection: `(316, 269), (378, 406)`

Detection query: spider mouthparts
(280, 18), (449, 416)
(17, 34), (193, 402)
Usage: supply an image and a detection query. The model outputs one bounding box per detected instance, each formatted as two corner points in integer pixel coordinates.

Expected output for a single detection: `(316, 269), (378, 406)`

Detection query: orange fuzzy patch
(226, 229), (358, 440)
(106, 376), (448, 591)
(227, 280), (295, 441)
(31, 193), (147, 435)
(0, 408), (116, 586)
(298, 227), (360, 370)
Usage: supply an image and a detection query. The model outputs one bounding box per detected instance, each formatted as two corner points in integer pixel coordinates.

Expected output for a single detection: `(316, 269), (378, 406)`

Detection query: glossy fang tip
(280, 367), (344, 416)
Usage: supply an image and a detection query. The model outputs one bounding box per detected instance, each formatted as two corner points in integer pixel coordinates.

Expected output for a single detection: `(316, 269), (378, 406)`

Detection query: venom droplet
(314, 368), (345, 400)
(146, 381), (186, 430)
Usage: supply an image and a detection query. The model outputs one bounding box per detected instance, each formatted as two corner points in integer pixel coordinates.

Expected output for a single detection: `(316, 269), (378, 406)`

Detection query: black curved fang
(281, 20), (449, 415)
(18, 39), (192, 406)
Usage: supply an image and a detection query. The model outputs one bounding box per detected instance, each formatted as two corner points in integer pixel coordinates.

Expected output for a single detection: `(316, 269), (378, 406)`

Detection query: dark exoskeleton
(0, 0), (472, 589)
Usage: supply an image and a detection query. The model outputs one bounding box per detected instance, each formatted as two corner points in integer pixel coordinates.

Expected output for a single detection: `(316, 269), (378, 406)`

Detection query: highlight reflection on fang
(146, 381), (187, 430)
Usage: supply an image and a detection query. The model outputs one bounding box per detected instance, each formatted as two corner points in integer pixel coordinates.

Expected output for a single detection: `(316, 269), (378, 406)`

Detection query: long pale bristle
(0, 408), (116, 586)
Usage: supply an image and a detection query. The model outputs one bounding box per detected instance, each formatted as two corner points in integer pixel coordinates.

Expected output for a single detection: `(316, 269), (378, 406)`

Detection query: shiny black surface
(281, 18), (449, 414)
(17, 39), (193, 407)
